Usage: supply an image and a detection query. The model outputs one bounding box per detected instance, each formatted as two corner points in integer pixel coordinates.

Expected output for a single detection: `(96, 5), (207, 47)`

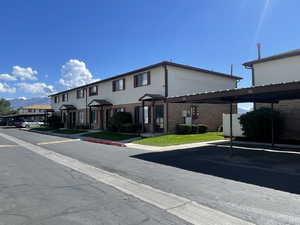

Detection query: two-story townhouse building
(243, 49), (300, 140)
(50, 61), (241, 133)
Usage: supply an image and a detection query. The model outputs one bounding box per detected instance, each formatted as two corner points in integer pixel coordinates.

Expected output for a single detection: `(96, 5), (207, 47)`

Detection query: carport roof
(167, 81), (300, 104)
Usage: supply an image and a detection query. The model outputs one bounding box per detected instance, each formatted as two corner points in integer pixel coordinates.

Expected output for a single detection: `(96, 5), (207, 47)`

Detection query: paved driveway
(1, 128), (300, 225)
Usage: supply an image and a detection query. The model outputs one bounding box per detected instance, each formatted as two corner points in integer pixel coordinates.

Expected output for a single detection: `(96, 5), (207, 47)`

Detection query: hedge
(176, 124), (208, 134)
(239, 107), (282, 141)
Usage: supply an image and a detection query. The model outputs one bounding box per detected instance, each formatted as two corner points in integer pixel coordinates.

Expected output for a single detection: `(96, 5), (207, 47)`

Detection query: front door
(154, 105), (164, 132)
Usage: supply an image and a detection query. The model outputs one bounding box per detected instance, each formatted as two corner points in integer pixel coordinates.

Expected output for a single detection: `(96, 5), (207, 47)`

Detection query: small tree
(0, 98), (13, 115)
(239, 107), (283, 141)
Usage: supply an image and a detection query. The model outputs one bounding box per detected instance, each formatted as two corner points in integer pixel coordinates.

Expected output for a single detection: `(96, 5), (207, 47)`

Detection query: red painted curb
(83, 138), (126, 147)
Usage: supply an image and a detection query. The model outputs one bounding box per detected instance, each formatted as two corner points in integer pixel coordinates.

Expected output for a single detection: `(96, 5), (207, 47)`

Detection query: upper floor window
(28, 109), (33, 113)
(77, 89), (85, 99)
(54, 96), (59, 103)
(62, 93), (68, 102)
(89, 86), (98, 96)
(112, 79), (125, 92)
(39, 109), (43, 113)
(134, 72), (150, 87)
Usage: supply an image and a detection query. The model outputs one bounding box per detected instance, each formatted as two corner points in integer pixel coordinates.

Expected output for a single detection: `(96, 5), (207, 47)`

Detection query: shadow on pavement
(132, 144), (300, 194)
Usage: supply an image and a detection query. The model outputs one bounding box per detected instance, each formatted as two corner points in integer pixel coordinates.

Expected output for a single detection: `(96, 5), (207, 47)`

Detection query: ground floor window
(134, 106), (151, 125)
(78, 111), (84, 124)
(91, 110), (97, 124)
(114, 108), (125, 113)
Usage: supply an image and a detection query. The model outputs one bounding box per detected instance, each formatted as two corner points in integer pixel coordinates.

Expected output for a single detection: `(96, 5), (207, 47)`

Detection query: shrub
(239, 107), (282, 141)
(107, 112), (134, 132)
(176, 124), (208, 134)
(48, 115), (63, 129)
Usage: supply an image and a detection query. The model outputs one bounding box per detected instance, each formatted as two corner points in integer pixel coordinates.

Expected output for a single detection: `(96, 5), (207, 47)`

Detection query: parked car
(14, 119), (44, 128)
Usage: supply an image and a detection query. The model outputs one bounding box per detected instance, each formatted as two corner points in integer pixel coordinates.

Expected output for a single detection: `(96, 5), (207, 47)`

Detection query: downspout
(164, 64), (169, 133)
(85, 88), (88, 127)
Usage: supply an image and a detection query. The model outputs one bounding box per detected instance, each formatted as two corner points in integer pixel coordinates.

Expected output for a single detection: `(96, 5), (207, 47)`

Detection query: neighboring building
(16, 105), (52, 122)
(243, 49), (300, 140)
(50, 61), (241, 133)
(18, 105), (52, 115)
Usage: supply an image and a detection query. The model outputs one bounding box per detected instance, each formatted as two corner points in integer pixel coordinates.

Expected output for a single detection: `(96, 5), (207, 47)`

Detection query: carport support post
(229, 102), (233, 156)
(271, 103), (275, 148)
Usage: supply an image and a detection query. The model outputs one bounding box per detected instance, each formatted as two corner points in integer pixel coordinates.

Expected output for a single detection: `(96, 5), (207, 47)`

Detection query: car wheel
(25, 125), (30, 128)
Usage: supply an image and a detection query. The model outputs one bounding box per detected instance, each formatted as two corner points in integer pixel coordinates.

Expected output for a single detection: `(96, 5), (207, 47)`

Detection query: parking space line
(0, 144), (18, 148)
(36, 139), (80, 146)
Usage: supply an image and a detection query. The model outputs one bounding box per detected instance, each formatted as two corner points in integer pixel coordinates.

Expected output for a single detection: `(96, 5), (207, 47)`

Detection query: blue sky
(0, 0), (299, 109)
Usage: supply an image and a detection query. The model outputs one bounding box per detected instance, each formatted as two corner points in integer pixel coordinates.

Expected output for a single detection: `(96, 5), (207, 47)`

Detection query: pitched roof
(88, 99), (112, 107)
(49, 61), (242, 97)
(243, 48), (300, 67)
(22, 105), (52, 110)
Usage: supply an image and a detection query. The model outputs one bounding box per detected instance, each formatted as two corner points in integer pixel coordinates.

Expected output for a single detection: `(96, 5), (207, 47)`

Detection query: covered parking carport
(167, 81), (300, 154)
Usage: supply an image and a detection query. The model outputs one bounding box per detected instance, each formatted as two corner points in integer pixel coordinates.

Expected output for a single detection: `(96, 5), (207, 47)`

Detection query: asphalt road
(0, 131), (191, 225)
(1, 128), (300, 225)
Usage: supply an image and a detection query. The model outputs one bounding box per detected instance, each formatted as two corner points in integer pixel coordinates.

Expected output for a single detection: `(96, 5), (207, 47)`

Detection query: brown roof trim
(49, 61), (242, 97)
(243, 48), (300, 67)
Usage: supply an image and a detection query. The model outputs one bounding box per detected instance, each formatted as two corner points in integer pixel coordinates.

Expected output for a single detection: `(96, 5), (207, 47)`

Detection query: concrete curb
(83, 137), (126, 147)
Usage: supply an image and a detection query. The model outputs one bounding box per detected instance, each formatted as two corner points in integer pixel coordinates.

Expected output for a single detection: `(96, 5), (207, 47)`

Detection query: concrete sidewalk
(126, 139), (228, 151)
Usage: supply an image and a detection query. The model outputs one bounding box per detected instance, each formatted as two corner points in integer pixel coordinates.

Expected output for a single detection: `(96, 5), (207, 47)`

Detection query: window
(77, 89), (85, 99)
(89, 86), (98, 96)
(78, 111), (84, 124)
(191, 106), (199, 119)
(54, 96), (59, 103)
(28, 109), (33, 113)
(39, 109), (43, 113)
(134, 72), (150, 87)
(112, 79), (125, 91)
(134, 106), (151, 124)
(144, 106), (150, 124)
(114, 108), (125, 113)
(62, 93), (68, 102)
(91, 110), (97, 123)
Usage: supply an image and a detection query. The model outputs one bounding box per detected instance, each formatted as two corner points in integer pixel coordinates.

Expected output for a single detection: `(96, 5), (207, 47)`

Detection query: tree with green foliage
(0, 98), (13, 115)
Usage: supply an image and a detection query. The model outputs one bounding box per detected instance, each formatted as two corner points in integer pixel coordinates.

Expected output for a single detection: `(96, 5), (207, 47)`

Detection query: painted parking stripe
(37, 139), (80, 146)
(0, 132), (254, 225)
(0, 144), (18, 148)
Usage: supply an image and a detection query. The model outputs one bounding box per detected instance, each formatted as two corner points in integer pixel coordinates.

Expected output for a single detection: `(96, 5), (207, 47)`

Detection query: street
(0, 128), (300, 225)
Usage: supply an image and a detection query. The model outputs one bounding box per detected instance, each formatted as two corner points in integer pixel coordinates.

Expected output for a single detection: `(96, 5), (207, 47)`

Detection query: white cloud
(0, 83), (16, 93)
(18, 96), (27, 100)
(12, 66), (38, 81)
(0, 74), (17, 81)
(17, 82), (55, 96)
(59, 59), (99, 88)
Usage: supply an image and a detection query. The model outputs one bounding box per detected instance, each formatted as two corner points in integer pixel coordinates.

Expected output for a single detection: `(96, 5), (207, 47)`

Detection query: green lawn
(53, 129), (86, 134)
(133, 132), (224, 146)
(83, 131), (137, 141)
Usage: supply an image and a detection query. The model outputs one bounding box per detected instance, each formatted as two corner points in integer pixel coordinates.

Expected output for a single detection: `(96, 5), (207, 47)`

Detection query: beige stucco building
(50, 61), (241, 133)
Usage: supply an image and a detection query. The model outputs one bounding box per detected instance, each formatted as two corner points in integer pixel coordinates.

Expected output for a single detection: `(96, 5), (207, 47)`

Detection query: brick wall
(257, 100), (300, 140)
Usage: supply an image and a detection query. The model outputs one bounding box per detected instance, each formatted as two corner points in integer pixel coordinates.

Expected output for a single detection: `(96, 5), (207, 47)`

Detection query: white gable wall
(167, 65), (237, 97)
(253, 55), (300, 86)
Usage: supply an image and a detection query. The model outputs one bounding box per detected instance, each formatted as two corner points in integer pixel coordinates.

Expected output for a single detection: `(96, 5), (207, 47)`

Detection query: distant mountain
(9, 97), (50, 109)
(238, 107), (252, 114)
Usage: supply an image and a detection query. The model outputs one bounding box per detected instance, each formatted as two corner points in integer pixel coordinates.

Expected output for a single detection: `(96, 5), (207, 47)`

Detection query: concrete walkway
(126, 140), (228, 151)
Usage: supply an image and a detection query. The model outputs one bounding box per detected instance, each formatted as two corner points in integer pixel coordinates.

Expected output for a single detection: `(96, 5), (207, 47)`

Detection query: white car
(14, 119), (44, 128)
